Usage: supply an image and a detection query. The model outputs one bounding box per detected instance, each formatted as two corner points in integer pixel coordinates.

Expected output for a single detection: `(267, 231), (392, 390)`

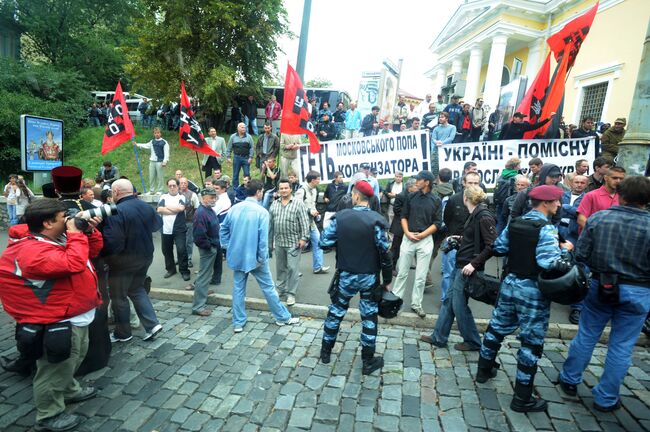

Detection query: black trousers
(203, 156), (221, 179)
(162, 231), (189, 274)
(211, 244), (223, 282)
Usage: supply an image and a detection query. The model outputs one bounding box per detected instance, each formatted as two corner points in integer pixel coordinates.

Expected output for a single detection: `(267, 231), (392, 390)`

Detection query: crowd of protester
(2, 92), (648, 429)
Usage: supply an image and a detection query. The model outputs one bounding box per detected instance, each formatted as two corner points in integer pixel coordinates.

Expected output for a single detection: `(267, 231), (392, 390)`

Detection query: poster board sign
(357, 72), (381, 119)
(297, 130), (430, 184)
(20, 115), (64, 171)
(439, 137), (596, 188)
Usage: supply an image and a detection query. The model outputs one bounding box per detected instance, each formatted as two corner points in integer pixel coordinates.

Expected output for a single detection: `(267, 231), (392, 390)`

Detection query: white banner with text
(438, 137), (597, 188)
(297, 130), (430, 184)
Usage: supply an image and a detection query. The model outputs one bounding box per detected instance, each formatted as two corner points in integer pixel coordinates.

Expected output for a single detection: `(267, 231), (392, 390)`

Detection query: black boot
(361, 346), (384, 375)
(320, 341), (334, 364)
(0, 355), (34, 377)
(510, 380), (547, 413)
(476, 356), (500, 384)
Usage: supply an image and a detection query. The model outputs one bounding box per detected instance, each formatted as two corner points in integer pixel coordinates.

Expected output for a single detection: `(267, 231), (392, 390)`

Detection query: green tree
(11, 0), (140, 89)
(123, 0), (289, 112)
(305, 77), (333, 88)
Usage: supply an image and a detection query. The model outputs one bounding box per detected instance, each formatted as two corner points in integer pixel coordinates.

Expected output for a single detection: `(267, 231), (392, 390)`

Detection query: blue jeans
(440, 246), (457, 302)
(495, 203), (506, 235)
(108, 257), (160, 338)
(309, 227), (324, 271)
(232, 261), (291, 328)
(7, 204), (17, 225)
(560, 280), (650, 407)
(232, 155), (250, 188)
(244, 115), (258, 135)
(193, 247), (217, 313)
(431, 269), (481, 348)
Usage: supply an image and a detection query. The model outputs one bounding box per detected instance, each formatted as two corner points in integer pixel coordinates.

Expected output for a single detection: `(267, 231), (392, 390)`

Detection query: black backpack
(493, 175), (516, 206)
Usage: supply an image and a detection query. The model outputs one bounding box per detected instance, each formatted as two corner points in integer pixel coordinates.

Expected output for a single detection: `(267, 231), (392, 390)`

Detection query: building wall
(563, 0), (650, 123)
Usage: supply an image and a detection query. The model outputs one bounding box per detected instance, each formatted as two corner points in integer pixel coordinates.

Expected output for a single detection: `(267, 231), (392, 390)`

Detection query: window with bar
(580, 82), (608, 122)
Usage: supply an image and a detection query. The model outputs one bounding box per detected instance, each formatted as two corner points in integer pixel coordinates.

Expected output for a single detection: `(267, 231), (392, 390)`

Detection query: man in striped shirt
(269, 179), (310, 306)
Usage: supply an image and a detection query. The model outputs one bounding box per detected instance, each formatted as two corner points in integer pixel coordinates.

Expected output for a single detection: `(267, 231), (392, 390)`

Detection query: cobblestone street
(1, 299), (650, 431)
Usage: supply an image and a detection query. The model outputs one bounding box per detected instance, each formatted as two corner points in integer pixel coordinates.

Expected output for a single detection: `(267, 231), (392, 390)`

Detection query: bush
(0, 61), (89, 179)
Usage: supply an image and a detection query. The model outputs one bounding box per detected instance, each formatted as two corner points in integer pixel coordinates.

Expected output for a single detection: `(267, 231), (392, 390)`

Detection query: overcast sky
(275, 0), (462, 98)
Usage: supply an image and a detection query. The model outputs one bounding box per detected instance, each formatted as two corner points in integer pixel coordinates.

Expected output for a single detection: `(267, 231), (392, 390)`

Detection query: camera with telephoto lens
(441, 236), (461, 253)
(65, 204), (118, 231)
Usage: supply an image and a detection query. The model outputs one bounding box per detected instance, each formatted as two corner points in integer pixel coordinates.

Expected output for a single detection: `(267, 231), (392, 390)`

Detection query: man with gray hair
(103, 179), (164, 342)
(502, 175), (530, 226)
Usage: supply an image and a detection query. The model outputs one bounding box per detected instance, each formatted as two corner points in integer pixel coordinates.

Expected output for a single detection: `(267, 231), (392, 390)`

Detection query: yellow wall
(504, 46), (530, 77)
(563, 0), (650, 123)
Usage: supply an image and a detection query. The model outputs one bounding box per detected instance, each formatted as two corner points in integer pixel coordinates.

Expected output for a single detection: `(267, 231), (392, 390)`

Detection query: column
(464, 45), (483, 103)
(525, 38), (544, 90)
(451, 56), (463, 77)
(482, 34), (508, 111)
(433, 66), (447, 95)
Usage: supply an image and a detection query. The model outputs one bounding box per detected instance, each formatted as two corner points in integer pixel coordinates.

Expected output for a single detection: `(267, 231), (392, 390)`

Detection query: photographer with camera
(0, 198), (103, 431)
(421, 185), (496, 352)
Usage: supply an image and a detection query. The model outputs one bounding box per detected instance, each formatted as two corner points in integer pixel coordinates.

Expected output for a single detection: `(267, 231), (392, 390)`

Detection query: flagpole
(195, 152), (204, 187)
(132, 138), (147, 193)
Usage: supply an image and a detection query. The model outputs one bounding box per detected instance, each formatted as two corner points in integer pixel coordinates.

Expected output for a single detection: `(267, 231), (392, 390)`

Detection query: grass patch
(65, 126), (258, 189)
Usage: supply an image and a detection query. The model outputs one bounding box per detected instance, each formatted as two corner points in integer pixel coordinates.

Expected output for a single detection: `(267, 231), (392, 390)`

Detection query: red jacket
(0, 224), (102, 324)
(265, 101), (282, 120)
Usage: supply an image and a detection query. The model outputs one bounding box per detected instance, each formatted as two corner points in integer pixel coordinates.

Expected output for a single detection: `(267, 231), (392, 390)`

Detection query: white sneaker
(276, 317), (300, 326)
(233, 326), (244, 333)
(110, 333), (133, 343)
(143, 324), (162, 341)
(286, 295), (296, 306)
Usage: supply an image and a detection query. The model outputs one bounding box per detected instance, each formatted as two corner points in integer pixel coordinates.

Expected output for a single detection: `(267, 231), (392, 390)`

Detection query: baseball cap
(201, 188), (217, 196)
(513, 112), (527, 118)
(415, 170), (435, 183)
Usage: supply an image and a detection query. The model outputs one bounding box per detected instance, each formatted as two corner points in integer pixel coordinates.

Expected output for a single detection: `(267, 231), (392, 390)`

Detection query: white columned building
(482, 34), (509, 111)
(526, 38), (545, 89)
(464, 45), (483, 103)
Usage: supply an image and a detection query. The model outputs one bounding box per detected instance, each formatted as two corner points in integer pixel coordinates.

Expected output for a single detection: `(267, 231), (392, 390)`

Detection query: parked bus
(225, 86), (352, 133)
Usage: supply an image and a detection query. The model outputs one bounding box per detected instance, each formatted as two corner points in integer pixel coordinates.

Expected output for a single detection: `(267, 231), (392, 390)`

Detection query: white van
(91, 91), (151, 121)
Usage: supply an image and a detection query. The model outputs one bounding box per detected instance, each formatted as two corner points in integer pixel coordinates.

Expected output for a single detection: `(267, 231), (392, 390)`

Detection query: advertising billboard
(21, 115), (64, 171)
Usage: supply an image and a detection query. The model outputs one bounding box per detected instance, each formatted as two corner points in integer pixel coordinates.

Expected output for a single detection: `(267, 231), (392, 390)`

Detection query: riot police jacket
(507, 217), (550, 279)
(335, 208), (386, 274)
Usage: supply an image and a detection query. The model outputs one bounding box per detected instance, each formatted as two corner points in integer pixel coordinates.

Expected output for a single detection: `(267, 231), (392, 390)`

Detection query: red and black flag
(179, 81), (218, 157)
(280, 63), (320, 154)
(538, 2), (599, 135)
(101, 81), (135, 155)
(516, 53), (551, 139)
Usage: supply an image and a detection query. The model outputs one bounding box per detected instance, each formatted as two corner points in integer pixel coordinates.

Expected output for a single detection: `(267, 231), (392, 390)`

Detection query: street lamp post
(617, 21), (650, 176)
(296, 0), (312, 81)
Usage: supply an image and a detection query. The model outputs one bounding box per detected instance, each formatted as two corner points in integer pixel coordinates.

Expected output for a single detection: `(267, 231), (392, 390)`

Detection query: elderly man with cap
(500, 111), (556, 140)
(600, 117), (626, 160)
(319, 180), (392, 375)
(190, 188), (220, 317)
(391, 170), (443, 318)
(475, 185), (574, 413)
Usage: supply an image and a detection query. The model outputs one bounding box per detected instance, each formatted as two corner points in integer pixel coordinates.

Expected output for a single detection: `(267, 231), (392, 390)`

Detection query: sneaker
(558, 378), (578, 398)
(454, 342), (480, 352)
(65, 386), (97, 404)
(110, 333), (133, 343)
(313, 266), (330, 274)
(286, 295), (296, 306)
(143, 324), (162, 341)
(233, 326), (244, 333)
(420, 335), (446, 348)
(569, 309), (580, 325)
(35, 413), (81, 432)
(593, 399), (621, 412)
(411, 306), (426, 318)
(276, 317), (300, 326)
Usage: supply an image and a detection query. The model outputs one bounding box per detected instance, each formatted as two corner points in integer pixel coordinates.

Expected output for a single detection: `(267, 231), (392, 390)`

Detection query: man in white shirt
(202, 128), (227, 179)
(416, 94), (433, 121)
(136, 127), (169, 194)
(157, 178), (190, 281)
